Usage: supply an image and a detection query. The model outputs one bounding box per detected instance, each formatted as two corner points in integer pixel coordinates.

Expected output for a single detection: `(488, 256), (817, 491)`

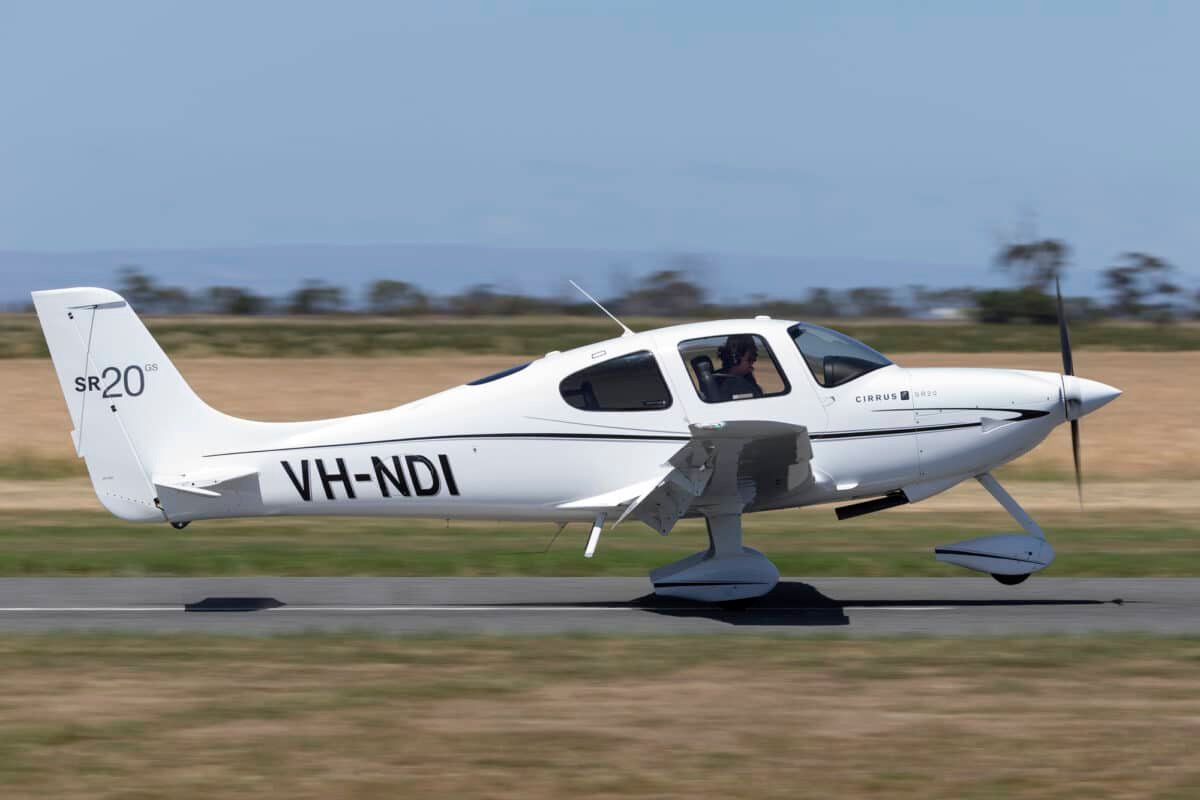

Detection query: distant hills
(0, 242), (1102, 308)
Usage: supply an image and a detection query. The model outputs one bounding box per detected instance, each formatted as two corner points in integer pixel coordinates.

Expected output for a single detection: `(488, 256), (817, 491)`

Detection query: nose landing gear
(935, 473), (1054, 584)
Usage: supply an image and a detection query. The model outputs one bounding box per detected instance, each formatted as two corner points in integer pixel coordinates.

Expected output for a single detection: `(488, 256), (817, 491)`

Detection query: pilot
(714, 334), (764, 401)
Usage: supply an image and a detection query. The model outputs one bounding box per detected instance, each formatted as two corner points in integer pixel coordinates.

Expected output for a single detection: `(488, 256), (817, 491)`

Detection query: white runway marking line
(272, 606), (638, 612)
(843, 606), (956, 611)
(0, 607), (182, 612)
(0, 605), (636, 613)
(0, 605), (958, 613)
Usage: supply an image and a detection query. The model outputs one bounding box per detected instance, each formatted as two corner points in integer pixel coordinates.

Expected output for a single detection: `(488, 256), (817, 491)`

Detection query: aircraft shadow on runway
(625, 581), (1113, 627)
(180, 582), (1114, 628)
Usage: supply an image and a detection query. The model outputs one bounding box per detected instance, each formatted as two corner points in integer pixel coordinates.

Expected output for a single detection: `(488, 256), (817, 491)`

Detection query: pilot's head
(718, 334), (758, 376)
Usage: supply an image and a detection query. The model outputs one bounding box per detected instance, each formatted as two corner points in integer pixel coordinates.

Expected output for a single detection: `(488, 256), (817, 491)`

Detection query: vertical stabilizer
(32, 287), (224, 521)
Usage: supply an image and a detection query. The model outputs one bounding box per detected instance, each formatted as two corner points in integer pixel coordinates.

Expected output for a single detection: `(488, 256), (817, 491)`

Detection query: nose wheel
(991, 572), (1029, 586)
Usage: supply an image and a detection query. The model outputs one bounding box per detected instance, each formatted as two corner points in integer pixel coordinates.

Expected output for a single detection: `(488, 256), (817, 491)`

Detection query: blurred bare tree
(117, 266), (192, 314)
(979, 237), (1071, 324)
(618, 269), (708, 316)
(994, 239), (1069, 291)
(1103, 252), (1182, 321)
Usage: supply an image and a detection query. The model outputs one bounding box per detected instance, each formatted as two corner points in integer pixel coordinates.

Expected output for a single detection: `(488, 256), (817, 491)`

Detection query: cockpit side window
(559, 350), (672, 411)
(788, 323), (892, 387)
(678, 333), (790, 403)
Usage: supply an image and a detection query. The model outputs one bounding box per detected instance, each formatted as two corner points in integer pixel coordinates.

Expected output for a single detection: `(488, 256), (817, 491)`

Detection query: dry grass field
(1, 633), (1198, 799)
(4, 351), (1196, 480)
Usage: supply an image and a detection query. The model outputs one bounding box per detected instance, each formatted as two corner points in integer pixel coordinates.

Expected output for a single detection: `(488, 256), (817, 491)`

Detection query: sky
(1, 1), (1196, 295)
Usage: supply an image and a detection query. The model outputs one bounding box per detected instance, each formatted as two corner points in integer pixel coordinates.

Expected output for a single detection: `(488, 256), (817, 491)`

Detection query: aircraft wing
(558, 420), (812, 535)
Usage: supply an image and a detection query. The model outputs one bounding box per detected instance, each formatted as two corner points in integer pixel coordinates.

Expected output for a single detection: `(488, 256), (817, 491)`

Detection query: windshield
(467, 362), (531, 385)
(788, 323), (892, 387)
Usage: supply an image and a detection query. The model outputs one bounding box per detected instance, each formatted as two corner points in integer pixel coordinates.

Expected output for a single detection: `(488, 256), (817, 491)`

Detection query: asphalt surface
(0, 577), (1194, 635)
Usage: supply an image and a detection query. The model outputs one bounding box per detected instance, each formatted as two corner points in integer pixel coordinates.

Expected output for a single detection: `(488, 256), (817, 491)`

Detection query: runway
(0, 577), (1195, 635)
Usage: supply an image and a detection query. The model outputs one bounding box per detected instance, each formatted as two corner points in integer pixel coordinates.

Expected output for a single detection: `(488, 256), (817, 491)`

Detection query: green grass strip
(0, 508), (1195, 577)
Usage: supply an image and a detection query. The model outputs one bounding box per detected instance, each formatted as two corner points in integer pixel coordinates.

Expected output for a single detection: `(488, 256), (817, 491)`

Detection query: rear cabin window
(559, 351), (672, 411)
(678, 334), (790, 403)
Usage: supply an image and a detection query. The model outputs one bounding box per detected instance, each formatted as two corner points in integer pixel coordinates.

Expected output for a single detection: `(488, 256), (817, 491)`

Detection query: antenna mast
(568, 280), (634, 336)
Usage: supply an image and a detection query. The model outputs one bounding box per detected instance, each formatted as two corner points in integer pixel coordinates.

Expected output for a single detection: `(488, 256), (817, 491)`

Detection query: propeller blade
(1056, 276), (1074, 376)
(1070, 418), (1082, 508)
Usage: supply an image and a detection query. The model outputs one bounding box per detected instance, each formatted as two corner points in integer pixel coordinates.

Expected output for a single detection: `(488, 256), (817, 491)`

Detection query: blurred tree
(618, 269), (707, 316)
(447, 284), (554, 315)
(117, 266), (159, 309)
(1103, 252), (1182, 321)
(155, 286), (192, 314)
(995, 238), (1069, 291)
(1064, 295), (1105, 322)
(367, 279), (429, 315)
(116, 266), (192, 313)
(288, 280), (345, 314)
(802, 288), (838, 318)
(448, 284), (501, 316)
(846, 287), (905, 317)
(207, 286), (269, 315)
(981, 237), (1071, 323)
(975, 287), (1057, 324)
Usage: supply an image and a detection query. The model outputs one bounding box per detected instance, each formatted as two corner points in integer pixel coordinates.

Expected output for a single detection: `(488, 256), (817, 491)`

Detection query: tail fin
(32, 287), (227, 521)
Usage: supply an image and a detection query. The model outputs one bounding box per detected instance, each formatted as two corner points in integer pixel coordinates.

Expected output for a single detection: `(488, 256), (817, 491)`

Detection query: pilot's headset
(718, 334), (758, 370)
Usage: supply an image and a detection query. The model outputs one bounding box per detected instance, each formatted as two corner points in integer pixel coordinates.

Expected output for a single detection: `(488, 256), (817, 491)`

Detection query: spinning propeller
(1054, 277), (1123, 507)
(1055, 278), (1083, 506)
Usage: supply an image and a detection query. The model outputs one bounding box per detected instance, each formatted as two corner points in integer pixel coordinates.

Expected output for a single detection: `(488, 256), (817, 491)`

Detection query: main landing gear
(650, 507), (779, 605)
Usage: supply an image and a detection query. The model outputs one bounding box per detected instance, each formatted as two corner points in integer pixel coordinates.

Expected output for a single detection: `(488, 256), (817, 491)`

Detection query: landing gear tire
(170, 521), (189, 530)
(992, 572), (1029, 586)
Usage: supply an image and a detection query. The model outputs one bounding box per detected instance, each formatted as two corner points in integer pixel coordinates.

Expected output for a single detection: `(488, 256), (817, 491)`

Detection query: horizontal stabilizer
(153, 466), (263, 523)
(153, 466), (258, 497)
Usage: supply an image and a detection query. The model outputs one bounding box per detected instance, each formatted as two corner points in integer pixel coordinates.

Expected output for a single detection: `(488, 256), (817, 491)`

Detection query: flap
(555, 420), (812, 536)
(556, 472), (669, 512)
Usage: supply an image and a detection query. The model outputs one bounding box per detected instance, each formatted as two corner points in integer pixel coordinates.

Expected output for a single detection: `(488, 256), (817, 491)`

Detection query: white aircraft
(32, 284), (1119, 605)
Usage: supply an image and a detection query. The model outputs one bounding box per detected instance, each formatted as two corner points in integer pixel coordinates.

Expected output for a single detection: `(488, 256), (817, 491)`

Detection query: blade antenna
(568, 280), (634, 336)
